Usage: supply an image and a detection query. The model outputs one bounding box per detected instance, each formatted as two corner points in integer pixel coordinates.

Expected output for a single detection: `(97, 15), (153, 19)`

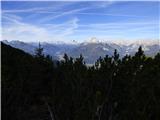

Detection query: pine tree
(35, 42), (44, 58)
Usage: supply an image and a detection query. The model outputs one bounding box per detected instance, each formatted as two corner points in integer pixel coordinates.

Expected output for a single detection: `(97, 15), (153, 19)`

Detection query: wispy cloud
(1, 1), (159, 43)
(2, 7), (47, 13)
(2, 14), (79, 43)
(4, 11), (149, 18)
(34, 1), (115, 23)
(38, 7), (88, 23)
(74, 21), (159, 41)
(78, 21), (158, 30)
(2, 1), (115, 23)
(75, 13), (148, 17)
(89, 1), (115, 8)
(2, 2), (73, 13)
(2, 13), (25, 25)
(2, 13), (158, 43)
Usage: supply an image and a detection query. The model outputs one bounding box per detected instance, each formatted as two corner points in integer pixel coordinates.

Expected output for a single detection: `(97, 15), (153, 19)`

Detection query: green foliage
(1, 42), (160, 120)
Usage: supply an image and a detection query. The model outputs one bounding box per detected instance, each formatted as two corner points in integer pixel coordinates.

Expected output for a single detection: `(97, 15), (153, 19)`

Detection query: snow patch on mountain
(1, 39), (159, 64)
(103, 47), (109, 51)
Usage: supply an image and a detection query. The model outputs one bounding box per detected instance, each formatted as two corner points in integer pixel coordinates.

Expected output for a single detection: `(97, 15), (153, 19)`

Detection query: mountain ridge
(2, 39), (160, 64)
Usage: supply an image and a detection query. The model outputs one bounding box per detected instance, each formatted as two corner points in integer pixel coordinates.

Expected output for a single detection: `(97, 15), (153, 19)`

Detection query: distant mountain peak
(87, 37), (100, 43)
(2, 40), (9, 43)
(2, 39), (159, 64)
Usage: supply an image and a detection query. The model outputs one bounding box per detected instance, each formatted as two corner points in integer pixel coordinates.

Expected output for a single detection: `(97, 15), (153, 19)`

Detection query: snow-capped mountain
(2, 39), (160, 64)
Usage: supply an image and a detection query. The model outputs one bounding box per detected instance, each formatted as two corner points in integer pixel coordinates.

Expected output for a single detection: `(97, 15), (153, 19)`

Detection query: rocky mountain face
(2, 40), (160, 64)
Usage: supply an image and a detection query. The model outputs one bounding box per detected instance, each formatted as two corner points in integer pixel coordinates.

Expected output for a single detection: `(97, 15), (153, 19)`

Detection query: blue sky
(1, 1), (160, 43)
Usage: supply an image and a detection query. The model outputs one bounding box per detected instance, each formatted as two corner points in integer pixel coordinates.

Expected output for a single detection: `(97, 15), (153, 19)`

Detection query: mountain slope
(1, 42), (54, 120)
(2, 40), (160, 64)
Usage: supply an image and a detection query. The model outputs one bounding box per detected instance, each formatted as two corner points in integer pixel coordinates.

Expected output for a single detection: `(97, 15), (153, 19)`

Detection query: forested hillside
(1, 42), (160, 120)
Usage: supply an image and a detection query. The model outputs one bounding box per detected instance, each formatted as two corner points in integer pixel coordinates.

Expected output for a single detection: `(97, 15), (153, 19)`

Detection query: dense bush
(1, 42), (160, 120)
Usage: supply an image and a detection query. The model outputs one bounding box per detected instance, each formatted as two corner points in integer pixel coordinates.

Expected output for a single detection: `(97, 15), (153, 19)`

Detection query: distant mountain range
(2, 39), (160, 64)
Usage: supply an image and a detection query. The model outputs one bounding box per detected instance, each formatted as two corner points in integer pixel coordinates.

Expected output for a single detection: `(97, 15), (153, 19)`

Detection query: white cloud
(38, 7), (88, 23)
(2, 13), (158, 43)
(74, 12), (148, 17)
(2, 14), (79, 43)
(1, 0), (159, 44)
(2, 2), (73, 13)
(77, 21), (158, 33)
(2, 1), (116, 23)
(2, 14), (22, 24)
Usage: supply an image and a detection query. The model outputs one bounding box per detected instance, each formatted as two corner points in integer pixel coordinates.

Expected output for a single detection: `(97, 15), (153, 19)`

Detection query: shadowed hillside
(1, 42), (160, 120)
